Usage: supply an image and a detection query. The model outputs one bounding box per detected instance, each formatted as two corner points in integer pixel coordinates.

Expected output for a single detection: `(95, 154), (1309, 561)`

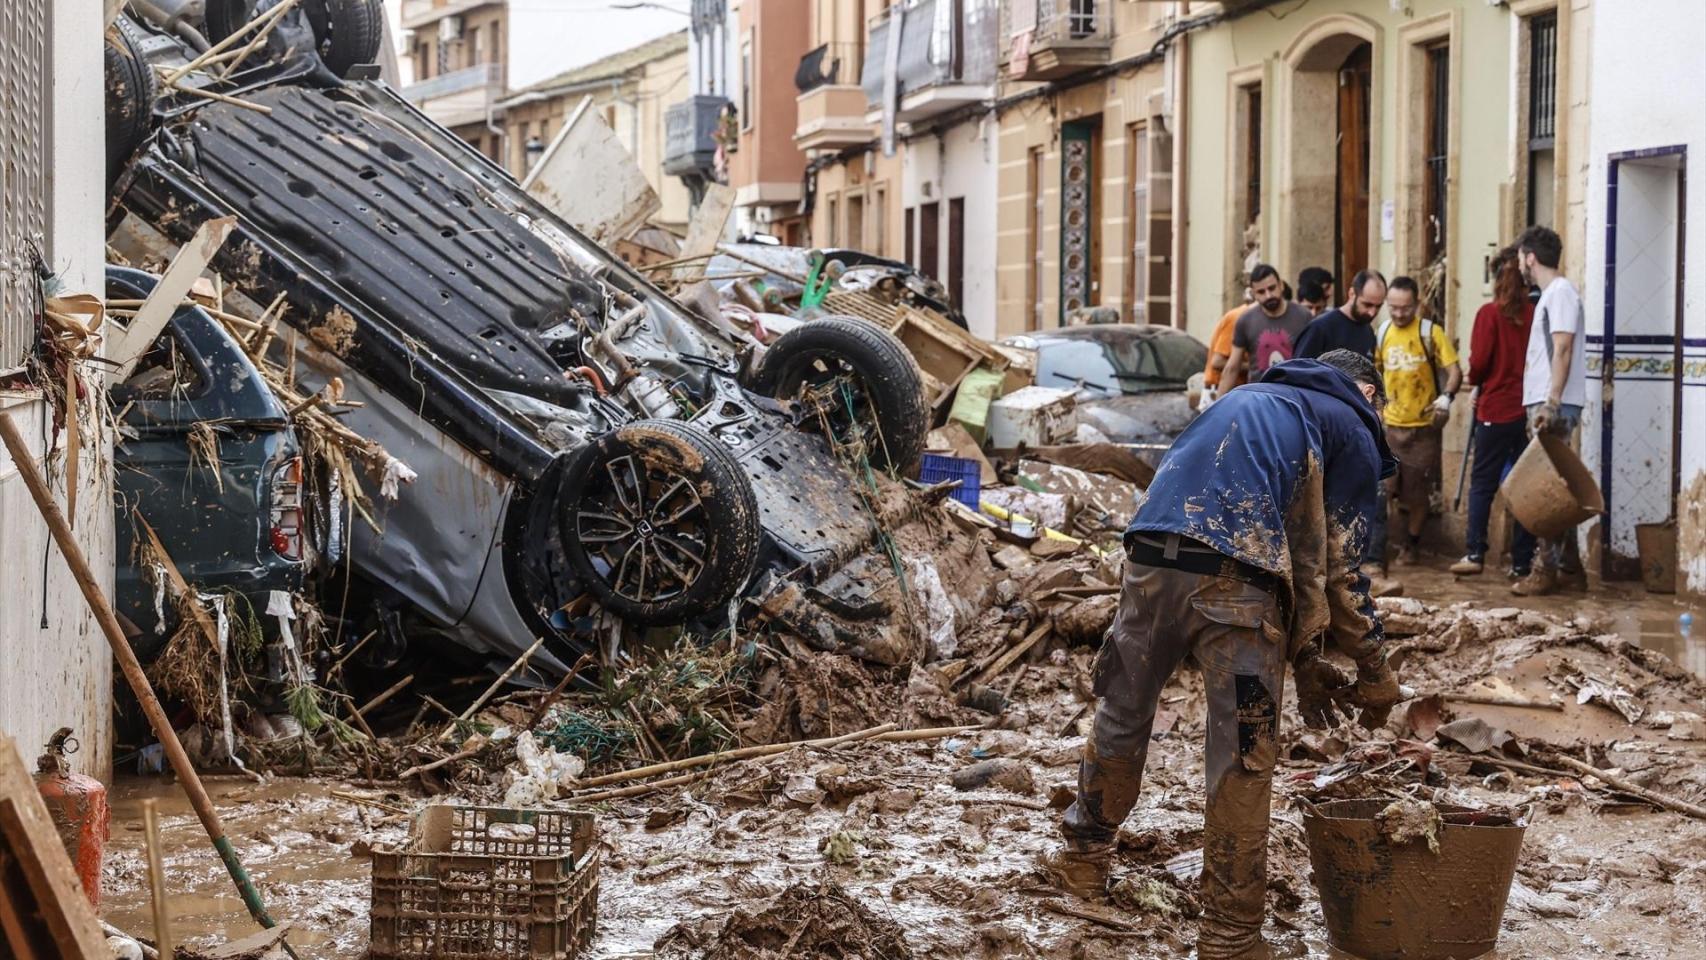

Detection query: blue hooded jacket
(1127, 359), (1396, 645)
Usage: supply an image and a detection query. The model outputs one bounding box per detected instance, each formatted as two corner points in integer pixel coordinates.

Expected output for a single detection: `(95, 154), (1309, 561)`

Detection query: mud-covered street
(100, 571), (1706, 959)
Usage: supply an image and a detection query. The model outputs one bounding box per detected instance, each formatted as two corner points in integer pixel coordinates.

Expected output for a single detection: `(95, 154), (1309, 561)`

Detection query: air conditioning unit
(438, 16), (464, 42)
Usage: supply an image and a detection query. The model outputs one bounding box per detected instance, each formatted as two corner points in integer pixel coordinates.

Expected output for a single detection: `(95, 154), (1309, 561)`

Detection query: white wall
(902, 119), (1000, 338)
(1581, 0), (1706, 593)
(0, 0), (114, 777)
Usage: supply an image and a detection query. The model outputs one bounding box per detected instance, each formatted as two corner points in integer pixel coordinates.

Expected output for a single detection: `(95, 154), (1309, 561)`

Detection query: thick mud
(101, 567), (1706, 959)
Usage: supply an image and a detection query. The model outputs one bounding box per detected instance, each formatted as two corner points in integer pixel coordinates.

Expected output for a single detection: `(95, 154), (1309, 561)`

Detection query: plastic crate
(370, 806), (599, 959)
(919, 453), (982, 509)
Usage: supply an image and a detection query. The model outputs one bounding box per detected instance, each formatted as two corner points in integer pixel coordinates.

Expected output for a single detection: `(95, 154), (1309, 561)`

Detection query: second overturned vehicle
(107, 6), (934, 673)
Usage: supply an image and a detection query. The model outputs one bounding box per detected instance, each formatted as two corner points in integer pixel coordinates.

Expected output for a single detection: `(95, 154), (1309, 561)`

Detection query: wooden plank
(675, 183), (737, 283)
(524, 96), (661, 243)
(110, 216), (237, 380)
(0, 737), (109, 959)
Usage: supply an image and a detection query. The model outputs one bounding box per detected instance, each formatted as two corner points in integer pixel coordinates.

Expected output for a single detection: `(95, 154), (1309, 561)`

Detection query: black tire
(559, 420), (760, 626)
(105, 24), (157, 190)
(749, 315), (928, 472)
(205, 0), (383, 78)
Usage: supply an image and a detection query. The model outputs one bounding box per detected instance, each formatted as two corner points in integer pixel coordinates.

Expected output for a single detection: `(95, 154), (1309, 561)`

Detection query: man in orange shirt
(1201, 290), (1252, 406)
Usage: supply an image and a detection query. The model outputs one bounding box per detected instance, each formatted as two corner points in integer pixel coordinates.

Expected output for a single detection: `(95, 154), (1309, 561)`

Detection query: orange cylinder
(34, 729), (109, 907)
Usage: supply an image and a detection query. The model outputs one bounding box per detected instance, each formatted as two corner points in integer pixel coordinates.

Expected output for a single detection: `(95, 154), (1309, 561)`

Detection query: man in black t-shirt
(1294, 269), (1388, 361)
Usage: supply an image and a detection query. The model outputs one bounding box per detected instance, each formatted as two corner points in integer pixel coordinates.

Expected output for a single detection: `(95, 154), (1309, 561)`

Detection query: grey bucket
(1302, 799), (1528, 960)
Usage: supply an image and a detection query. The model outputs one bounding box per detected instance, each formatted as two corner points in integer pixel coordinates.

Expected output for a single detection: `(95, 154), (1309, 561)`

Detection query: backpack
(1376, 317), (1443, 393)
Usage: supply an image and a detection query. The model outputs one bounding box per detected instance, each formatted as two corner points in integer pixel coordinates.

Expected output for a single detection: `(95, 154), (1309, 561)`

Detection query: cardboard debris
(925, 423), (997, 486)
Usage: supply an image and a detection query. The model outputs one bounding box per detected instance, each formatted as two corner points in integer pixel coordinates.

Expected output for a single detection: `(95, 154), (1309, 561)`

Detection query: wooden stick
(329, 791), (410, 817)
(0, 414), (289, 942)
(713, 245), (810, 285)
(867, 724), (983, 743)
(355, 674), (415, 720)
(438, 636), (547, 740)
(217, 0), (303, 79)
(163, 0), (300, 84)
(568, 768), (715, 804)
(160, 78), (274, 114)
(571, 722), (901, 790)
(1541, 753), (1706, 820)
(397, 743), (483, 782)
(966, 623), (1052, 688)
(1041, 898), (1136, 932)
(142, 800), (173, 960)
(528, 654), (595, 729)
(1442, 693), (1564, 711)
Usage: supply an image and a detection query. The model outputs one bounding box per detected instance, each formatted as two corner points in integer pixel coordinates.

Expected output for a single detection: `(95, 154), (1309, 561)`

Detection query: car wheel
(105, 23), (157, 190)
(559, 420), (760, 626)
(205, 0), (383, 78)
(749, 315), (928, 472)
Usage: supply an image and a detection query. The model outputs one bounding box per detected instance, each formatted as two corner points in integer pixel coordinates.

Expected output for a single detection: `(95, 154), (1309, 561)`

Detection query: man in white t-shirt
(1513, 225), (1589, 596)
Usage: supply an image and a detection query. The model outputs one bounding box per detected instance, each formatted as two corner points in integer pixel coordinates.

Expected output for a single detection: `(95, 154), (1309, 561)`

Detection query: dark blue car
(108, 266), (308, 660)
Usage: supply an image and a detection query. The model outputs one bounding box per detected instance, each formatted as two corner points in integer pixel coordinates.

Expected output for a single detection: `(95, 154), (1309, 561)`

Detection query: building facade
(495, 32), (693, 231)
(1, 0), (113, 777)
(1178, 0), (1589, 344)
(993, 0), (1176, 336)
(399, 0), (510, 161)
(1579, 0), (1703, 594)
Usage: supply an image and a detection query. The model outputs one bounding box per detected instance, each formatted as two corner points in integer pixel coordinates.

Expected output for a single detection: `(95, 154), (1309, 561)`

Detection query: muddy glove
(1429, 394), (1452, 427)
(1532, 400), (1559, 433)
(1346, 653), (1409, 731)
(1198, 384), (1218, 412)
(1293, 647), (1355, 730)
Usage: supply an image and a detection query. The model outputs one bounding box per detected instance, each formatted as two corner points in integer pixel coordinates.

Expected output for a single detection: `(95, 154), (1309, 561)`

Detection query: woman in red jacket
(1452, 247), (1537, 576)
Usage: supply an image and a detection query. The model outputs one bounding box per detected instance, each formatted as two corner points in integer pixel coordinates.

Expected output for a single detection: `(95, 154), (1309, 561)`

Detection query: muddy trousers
(1063, 561), (1286, 959)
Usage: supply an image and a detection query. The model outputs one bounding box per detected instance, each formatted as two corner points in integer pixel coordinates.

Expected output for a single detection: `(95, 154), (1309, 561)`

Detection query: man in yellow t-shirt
(1374, 276), (1462, 566)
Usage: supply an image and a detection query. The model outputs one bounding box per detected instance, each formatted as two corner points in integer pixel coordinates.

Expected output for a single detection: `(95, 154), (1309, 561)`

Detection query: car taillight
(269, 457), (304, 561)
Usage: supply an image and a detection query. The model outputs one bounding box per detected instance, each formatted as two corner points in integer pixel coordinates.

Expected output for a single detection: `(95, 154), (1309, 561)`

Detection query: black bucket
(1302, 799), (1527, 960)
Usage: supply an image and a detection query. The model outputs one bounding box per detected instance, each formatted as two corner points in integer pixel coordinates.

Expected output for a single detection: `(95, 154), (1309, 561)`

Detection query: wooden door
(1335, 44), (1372, 287)
(947, 197), (965, 308)
(919, 201), (940, 280)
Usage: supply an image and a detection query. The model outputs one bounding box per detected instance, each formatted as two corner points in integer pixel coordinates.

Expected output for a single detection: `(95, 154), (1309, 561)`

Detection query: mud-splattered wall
(0, 0), (113, 779)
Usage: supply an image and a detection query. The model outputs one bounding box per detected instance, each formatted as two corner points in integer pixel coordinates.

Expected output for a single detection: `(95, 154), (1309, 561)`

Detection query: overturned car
(107, 6), (934, 673)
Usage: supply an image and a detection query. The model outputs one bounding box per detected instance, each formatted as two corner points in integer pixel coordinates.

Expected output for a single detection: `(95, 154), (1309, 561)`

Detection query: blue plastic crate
(919, 453), (982, 509)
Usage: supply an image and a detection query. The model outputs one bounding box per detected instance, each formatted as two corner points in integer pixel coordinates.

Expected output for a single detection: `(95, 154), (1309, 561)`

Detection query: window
(1526, 13), (1558, 227)
(740, 35), (753, 130)
(1423, 42), (1450, 264)
(1126, 122), (1150, 323)
(827, 195), (840, 247)
(469, 27), (482, 68)
(1028, 147), (1045, 330)
(846, 192), (865, 250)
(436, 39), (450, 76)
(490, 23), (502, 76)
(1245, 86), (1262, 226)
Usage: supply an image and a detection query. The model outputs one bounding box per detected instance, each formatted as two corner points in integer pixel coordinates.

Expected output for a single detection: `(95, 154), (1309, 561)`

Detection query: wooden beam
(110, 217), (237, 380)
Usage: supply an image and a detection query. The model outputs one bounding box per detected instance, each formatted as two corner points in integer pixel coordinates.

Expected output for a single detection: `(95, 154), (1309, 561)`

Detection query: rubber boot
(1511, 565), (1557, 596)
(1039, 843), (1114, 901)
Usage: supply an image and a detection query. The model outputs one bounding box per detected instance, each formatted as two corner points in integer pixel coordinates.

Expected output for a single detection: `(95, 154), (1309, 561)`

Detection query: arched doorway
(1281, 20), (1378, 289)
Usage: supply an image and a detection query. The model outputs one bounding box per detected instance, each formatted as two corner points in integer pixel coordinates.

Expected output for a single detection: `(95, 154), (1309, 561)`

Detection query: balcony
(400, 0), (502, 30)
(663, 94), (730, 180)
(862, 0), (999, 127)
(1001, 0), (1112, 81)
(795, 42), (876, 150)
(401, 62), (504, 129)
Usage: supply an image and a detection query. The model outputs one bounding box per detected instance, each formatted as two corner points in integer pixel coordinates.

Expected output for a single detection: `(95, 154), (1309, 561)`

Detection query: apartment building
(1178, 0), (1589, 342)
(994, 0), (1177, 336)
(495, 31), (693, 230)
(399, 0), (510, 161)
(800, 0), (1002, 337)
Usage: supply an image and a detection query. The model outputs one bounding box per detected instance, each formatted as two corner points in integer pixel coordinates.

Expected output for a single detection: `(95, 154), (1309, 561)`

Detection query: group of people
(1046, 226), (1588, 958)
(1197, 224), (1588, 597)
